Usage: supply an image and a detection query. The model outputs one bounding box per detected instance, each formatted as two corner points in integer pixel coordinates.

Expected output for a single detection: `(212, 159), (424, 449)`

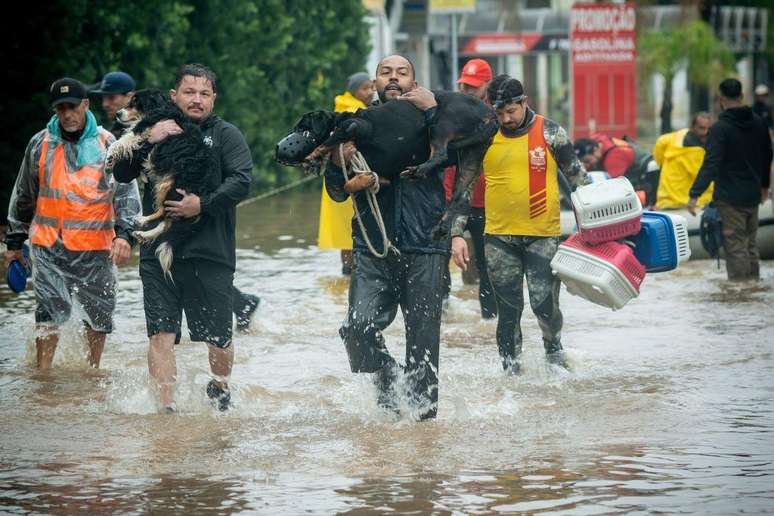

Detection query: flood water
(1, 186), (773, 514)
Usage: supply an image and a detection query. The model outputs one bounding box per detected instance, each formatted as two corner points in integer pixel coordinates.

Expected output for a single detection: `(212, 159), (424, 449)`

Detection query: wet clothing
(486, 235), (562, 369)
(484, 115), (561, 236)
(112, 114), (252, 345)
(325, 108), (450, 417)
(477, 108), (584, 368)
(715, 201), (760, 280)
(690, 106), (772, 281)
(690, 106), (772, 207)
(112, 114), (252, 270)
(140, 259), (234, 348)
(467, 207), (497, 318)
(654, 128), (713, 210)
(6, 112), (141, 332)
(33, 242), (116, 333)
(324, 156), (449, 256)
(340, 251), (446, 417)
(443, 168), (495, 318)
(317, 91), (365, 251)
(450, 109), (584, 239)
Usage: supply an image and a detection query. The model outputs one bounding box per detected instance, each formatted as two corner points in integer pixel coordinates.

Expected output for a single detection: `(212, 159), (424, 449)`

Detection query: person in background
(5, 77), (141, 370)
(318, 72), (374, 275)
(688, 78), (772, 280)
(573, 132), (658, 206)
(654, 112), (714, 210)
(443, 58), (497, 319)
(91, 71), (136, 139)
(752, 83), (772, 132)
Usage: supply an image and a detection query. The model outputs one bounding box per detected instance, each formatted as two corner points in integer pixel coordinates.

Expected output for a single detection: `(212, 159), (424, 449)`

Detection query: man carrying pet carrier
(451, 75), (586, 374)
(4, 77), (141, 370)
(111, 64), (252, 412)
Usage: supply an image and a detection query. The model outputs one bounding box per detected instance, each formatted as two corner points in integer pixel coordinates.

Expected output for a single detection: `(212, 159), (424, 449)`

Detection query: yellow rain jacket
(317, 91), (367, 249)
(654, 129), (713, 210)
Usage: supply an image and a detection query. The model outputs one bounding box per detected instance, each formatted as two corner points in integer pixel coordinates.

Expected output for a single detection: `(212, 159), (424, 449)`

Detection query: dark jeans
(485, 235), (563, 370)
(340, 251), (446, 416)
(467, 207), (497, 318)
(716, 201), (760, 280)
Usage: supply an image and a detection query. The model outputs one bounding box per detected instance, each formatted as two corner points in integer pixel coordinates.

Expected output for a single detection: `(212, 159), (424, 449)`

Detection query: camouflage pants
(716, 201), (760, 280)
(485, 234), (563, 369)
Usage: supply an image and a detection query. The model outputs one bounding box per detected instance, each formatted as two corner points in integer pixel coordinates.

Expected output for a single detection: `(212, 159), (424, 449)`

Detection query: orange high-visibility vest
(30, 131), (115, 251)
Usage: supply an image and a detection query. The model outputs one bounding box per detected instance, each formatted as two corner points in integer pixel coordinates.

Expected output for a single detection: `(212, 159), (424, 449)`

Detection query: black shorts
(32, 243), (116, 333)
(139, 259), (234, 348)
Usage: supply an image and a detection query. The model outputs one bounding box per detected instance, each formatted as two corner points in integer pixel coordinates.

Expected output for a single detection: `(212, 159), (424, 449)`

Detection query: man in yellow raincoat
(318, 72), (374, 274)
(655, 112), (714, 209)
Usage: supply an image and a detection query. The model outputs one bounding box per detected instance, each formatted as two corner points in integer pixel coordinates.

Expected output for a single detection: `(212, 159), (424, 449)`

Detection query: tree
(0, 0), (370, 225)
(639, 20), (735, 134)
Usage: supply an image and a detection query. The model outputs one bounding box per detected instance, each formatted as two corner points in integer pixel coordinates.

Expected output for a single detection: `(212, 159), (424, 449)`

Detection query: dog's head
(117, 89), (175, 125)
(274, 110), (338, 174)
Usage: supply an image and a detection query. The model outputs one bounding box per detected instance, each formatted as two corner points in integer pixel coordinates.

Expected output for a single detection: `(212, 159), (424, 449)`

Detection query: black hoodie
(690, 106), (772, 206)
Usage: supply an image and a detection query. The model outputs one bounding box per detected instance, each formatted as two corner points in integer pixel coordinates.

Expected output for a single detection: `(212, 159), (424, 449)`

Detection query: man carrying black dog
(112, 63), (252, 412)
(326, 54), (446, 420)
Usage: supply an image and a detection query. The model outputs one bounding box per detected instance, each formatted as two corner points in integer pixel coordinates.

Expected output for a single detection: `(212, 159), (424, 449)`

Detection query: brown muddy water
(1, 187), (773, 514)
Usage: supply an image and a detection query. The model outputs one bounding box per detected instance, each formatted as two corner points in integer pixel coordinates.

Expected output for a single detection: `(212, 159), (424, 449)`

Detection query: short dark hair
(175, 63), (217, 93)
(375, 55), (415, 80)
(488, 75), (525, 109)
(574, 138), (598, 159)
(718, 78), (742, 100)
(691, 111), (712, 126)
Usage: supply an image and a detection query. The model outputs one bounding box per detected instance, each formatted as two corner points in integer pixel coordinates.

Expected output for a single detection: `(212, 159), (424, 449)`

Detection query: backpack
(699, 202), (723, 266)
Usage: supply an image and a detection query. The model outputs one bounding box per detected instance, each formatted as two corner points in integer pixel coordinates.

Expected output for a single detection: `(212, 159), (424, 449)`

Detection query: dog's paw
(431, 221), (451, 241)
(132, 230), (149, 244)
(400, 165), (424, 180)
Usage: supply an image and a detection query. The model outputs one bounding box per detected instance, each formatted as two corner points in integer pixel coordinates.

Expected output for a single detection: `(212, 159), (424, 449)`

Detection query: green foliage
(639, 20), (736, 88)
(0, 0), (370, 220)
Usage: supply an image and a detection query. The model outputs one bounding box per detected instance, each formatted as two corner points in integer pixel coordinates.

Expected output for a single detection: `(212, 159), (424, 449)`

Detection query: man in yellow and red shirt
(4, 78), (140, 370)
(451, 76), (586, 373)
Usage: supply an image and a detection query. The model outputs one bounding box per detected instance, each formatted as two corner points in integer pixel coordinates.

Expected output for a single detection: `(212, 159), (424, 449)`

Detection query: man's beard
(500, 124), (520, 137)
(377, 84), (403, 103)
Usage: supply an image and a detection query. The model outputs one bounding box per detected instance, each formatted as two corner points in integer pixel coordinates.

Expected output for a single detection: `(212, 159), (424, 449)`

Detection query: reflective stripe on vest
(30, 131), (115, 251)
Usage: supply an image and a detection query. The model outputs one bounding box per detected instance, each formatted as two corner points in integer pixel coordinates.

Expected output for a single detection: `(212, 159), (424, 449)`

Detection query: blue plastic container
(5, 243), (31, 293)
(631, 211), (679, 272)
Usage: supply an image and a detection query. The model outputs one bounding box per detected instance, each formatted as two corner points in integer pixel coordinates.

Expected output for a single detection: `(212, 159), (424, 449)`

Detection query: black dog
(275, 91), (497, 239)
(106, 88), (216, 275)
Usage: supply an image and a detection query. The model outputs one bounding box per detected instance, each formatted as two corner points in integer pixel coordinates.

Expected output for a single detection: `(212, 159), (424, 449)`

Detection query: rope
(237, 174), (317, 207)
(340, 144), (399, 259)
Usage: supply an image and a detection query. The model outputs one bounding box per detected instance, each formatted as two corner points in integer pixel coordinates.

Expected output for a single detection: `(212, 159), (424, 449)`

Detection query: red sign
(571, 3), (637, 139)
(461, 33), (542, 56)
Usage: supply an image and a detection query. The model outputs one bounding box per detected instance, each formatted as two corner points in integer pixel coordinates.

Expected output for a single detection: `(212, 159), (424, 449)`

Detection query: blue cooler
(631, 212), (679, 272)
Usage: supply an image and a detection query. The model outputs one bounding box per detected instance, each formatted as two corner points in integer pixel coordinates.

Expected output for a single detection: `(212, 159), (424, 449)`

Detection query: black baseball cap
(91, 71), (136, 95)
(49, 78), (87, 107)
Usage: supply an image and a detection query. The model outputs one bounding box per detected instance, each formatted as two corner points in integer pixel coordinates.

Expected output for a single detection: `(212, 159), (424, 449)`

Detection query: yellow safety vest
(484, 115), (560, 236)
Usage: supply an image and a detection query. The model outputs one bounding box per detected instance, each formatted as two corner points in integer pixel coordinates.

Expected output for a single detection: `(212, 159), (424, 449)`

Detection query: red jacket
(443, 166), (485, 208)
